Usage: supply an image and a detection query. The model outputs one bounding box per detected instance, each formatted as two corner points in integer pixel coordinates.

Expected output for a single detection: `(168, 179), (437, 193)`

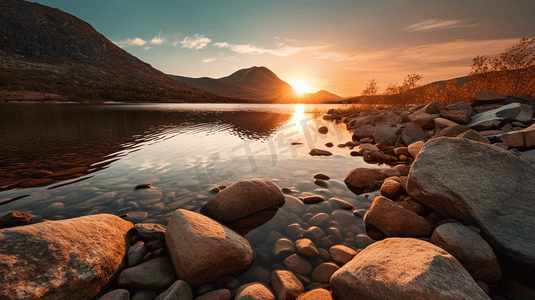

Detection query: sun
(291, 80), (312, 95)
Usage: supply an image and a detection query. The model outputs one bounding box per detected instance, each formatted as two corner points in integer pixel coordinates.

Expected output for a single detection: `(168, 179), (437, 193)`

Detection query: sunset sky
(36, 0), (535, 97)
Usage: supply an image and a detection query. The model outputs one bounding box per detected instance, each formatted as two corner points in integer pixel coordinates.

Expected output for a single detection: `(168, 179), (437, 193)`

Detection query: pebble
(314, 174), (331, 180)
(330, 210), (355, 226)
(305, 226), (325, 239)
(285, 223), (305, 239)
(308, 213), (329, 226)
(271, 270), (305, 300)
(235, 283), (275, 300)
(135, 223), (166, 239)
(124, 212), (149, 222)
(134, 184), (152, 190)
(328, 198), (353, 210)
(314, 179), (329, 187)
(296, 289), (333, 300)
(329, 245), (357, 264)
(97, 289), (130, 300)
(155, 280), (192, 300)
(196, 289), (231, 300)
(283, 254), (313, 275)
(295, 238), (320, 257)
(128, 241), (146, 267)
(273, 238), (296, 258)
(117, 257), (176, 290)
(312, 262), (340, 283)
(302, 195), (325, 204)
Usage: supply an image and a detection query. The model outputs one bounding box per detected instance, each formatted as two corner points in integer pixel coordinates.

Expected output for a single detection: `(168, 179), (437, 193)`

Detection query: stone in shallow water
(235, 282), (275, 300)
(117, 257), (176, 290)
(309, 149), (333, 156)
(165, 209), (253, 285)
(128, 241), (146, 267)
(283, 254), (313, 275)
(196, 289), (231, 300)
(407, 137), (535, 277)
(295, 238), (319, 257)
(154, 280), (192, 300)
(135, 223), (166, 239)
(0, 214), (134, 300)
(0, 211), (34, 229)
(271, 270), (305, 300)
(98, 289), (130, 300)
(312, 262), (340, 283)
(201, 179), (285, 222)
(330, 238), (490, 300)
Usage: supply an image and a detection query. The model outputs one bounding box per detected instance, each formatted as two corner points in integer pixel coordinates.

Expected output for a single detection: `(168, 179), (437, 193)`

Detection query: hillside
(169, 66), (343, 103)
(0, 0), (245, 103)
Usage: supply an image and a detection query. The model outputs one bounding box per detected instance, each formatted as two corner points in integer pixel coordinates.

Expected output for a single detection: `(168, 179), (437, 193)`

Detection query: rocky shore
(1, 90), (535, 300)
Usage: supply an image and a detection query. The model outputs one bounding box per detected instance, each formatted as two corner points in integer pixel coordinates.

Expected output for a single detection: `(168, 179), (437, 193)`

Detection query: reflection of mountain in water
(0, 104), (293, 191)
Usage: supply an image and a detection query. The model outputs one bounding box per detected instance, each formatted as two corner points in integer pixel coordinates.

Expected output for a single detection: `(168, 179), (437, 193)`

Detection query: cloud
(202, 58), (215, 63)
(404, 19), (481, 31)
(181, 34), (211, 49)
(214, 41), (327, 57)
(143, 47), (151, 50)
(151, 32), (165, 45)
(114, 37), (147, 47)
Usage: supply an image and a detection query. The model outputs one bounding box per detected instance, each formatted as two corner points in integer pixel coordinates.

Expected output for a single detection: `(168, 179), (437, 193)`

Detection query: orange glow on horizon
(290, 80), (313, 95)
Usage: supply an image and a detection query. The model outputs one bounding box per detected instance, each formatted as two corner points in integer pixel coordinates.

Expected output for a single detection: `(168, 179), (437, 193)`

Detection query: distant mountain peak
(220, 66), (283, 87)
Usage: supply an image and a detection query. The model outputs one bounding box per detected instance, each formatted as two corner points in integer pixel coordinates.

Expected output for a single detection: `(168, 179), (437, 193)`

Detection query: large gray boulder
(467, 103), (532, 130)
(430, 223), (501, 284)
(407, 137), (535, 276)
(330, 238), (490, 300)
(0, 214), (134, 300)
(201, 179), (285, 222)
(165, 209), (254, 285)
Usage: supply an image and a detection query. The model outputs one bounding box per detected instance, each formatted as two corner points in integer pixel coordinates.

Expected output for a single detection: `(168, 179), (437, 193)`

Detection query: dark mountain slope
(0, 0), (245, 102)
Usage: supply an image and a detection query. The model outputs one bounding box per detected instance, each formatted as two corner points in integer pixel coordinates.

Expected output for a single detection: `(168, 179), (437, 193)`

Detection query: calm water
(0, 102), (380, 287)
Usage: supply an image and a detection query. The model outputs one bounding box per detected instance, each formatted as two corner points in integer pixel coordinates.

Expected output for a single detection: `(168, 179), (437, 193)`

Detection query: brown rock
(0, 214), (134, 300)
(522, 123), (535, 147)
(330, 238), (490, 300)
(201, 179), (285, 222)
(457, 129), (490, 144)
(296, 289), (332, 300)
(196, 289), (231, 300)
(312, 263), (340, 283)
(440, 109), (471, 124)
(434, 117), (459, 133)
(407, 141), (425, 158)
(271, 270), (305, 300)
(117, 257), (176, 290)
(284, 254), (313, 275)
(409, 113), (434, 129)
(364, 196), (432, 237)
(318, 126), (328, 134)
(309, 149), (333, 156)
(472, 90), (507, 104)
(135, 223), (166, 239)
(380, 180), (403, 200)
(165, 209), (254, 285)
(497, 131), (524, 147)
(329, 245), (357, 264)
(235, 282), (275, 300)
(435, 124), (471, 137)
(0, 211), (34, 229)
(328, 198), (354, 210)
(344, 168), (388, 195)
(295, 239), (319, 257)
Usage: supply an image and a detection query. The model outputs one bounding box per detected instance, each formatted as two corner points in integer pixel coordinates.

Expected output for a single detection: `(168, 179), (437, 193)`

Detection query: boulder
(364, 196), (431, 238)
(407, 137), (535, 276)
(235, 283), (275, 300)
(435, 125), (471, 138)
(496, 130), (524, 147)
(344, 168), (388, 195)
(409, 113), (434, 129)
(354, 143), (379, 154)
(467, 103), (532, 131)
(329, 245), (357, 264)
(422, 102), (445, 114)
(433, 117), (458, 133)
(430, 223), (501, 283)
(352, 125), (376, 140)
(0, 214), (134, 300)
(117, 257), (176, 290)
(456, 129), (490, 144)
(446, 102), (476, 115)
(201, 179), (285, 222)
(165, 209), (254, 285)
(312, 263), (340, 283)
(522, 123), (535, 147)
(401, 122), (426, 145)
(330, 238), (490, 300)
(380, 180), (403, 200)
(271, 270), (305, 300)
(373, 124), (402, 146)
(440, 109), (471, 124)
(472, 90), (507, 104)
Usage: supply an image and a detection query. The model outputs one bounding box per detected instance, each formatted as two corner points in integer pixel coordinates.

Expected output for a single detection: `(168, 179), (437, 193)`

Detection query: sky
(34, 0), (535, 97)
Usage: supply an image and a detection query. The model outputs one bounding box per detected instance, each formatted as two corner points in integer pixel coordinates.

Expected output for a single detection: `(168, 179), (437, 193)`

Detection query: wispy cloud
(151, 32), (165, 45)
(143, 46), (151, 50)
(181, 34), (211, 49)
(114, 37), (147, 47)
(202, 58), (215, 63)
(404, 19), (481, 31)
(214, 41), (327, 57)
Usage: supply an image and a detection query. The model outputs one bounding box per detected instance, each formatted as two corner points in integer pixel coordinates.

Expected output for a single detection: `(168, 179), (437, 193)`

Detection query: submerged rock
(407, 137), (535, 276)
(0, 214), (134, 300)
(344, 168), (388, 195)
(201, 179), (285, 222)
(330, 238), (490, 300)
(165, 209), (254, 285)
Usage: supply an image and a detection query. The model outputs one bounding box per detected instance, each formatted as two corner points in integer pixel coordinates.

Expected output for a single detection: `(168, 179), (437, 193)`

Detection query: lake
(0, 102), (381, 286)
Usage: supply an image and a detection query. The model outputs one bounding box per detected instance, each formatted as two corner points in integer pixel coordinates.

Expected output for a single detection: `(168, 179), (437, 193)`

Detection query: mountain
(0, 0), (244, 103)
(169, 66), (343, 103)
